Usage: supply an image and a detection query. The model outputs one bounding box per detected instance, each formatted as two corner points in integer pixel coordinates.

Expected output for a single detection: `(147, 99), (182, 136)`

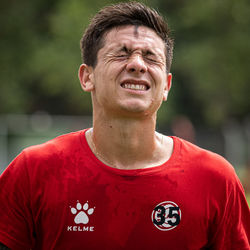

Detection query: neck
(86, 113), (173, 170)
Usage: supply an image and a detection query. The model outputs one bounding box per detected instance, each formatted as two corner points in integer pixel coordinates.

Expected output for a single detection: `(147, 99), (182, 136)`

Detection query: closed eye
(146, 57), (157, 62)
(115, 46), (130, 59)
(143, 51), (158, 62)
(116, 54), (128, 57)
(144, 56), (162, 65)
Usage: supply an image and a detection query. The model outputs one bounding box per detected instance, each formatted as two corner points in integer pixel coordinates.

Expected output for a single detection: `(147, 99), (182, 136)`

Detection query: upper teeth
(123, 83), (147, 90)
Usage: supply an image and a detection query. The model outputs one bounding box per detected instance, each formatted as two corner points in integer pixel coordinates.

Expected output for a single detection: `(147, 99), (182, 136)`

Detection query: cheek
(105, 64), (126, 88)
(148, 68), (165, 87)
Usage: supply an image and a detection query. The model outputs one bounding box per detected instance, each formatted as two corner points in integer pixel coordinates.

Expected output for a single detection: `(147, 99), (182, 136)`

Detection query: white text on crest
(67, 226), (94, 232)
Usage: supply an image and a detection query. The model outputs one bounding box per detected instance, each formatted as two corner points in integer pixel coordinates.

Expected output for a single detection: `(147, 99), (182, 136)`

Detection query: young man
(0, 2), (249, 249)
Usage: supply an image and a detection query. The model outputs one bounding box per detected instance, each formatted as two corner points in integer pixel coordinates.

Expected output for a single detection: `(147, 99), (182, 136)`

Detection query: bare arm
(0, 243), (10, 250)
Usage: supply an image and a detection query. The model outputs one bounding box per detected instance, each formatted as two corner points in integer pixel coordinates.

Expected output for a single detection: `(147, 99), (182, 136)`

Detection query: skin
(79, 25), (173, 170)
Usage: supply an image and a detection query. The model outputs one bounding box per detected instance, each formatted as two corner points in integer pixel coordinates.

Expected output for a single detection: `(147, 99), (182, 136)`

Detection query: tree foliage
(0, 0), (249, 128)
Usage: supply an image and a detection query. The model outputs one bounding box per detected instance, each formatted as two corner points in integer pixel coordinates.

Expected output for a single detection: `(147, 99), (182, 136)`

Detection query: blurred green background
(0, 0), (249, 203)
(1, 0), (250, 124)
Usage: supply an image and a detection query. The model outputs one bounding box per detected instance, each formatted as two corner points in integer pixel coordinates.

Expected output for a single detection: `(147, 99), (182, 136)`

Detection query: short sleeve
(0, 151), (34, 249)
(209, 172), (250, 249)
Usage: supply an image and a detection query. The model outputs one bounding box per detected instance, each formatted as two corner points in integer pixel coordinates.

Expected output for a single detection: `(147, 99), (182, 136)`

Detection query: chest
(31, 164), (211, 249)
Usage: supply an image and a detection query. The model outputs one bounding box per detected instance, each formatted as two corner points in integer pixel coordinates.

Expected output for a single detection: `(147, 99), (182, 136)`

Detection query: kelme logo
(67, 201), (95, 232)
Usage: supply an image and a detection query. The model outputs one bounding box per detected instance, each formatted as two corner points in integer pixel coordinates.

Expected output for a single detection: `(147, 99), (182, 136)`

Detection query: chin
(120, 102), (147, 112)
(126, 99), (161, 111)
(118, 105), (154, 117)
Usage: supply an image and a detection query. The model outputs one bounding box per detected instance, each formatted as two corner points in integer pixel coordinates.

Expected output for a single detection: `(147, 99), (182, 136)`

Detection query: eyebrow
(113, 44), (165, 61)
(120, 46), (129, 53)
(118, 45), (156, 55)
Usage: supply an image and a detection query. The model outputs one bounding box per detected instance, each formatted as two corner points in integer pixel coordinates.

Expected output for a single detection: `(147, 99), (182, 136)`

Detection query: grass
(246, 193), (250, 207)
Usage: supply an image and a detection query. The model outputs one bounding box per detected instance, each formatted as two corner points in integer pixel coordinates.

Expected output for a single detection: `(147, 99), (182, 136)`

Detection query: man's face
(80, 25), (172, 118)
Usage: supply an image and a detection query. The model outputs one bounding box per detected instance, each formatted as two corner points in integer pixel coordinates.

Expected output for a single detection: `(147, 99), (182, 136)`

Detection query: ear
(78, 64), (94, 92)
(163, 73), (172, 101)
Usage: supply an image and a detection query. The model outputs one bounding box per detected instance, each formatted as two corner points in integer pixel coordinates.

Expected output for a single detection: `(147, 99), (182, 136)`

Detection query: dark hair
(80, 2), (174, 72)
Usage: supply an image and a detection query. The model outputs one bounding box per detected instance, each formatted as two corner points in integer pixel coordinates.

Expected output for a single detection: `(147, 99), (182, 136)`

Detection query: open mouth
(120, 81), (150, 91)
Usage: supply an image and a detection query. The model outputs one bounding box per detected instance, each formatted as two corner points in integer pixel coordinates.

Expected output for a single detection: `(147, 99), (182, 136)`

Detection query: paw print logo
(70, 201), (95, 224)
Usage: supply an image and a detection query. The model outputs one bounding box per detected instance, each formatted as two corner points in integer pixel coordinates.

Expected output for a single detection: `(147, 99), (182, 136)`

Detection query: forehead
(101, 25), (165, 54)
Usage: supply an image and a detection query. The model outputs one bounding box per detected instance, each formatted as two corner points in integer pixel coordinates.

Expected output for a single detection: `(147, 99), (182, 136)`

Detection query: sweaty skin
(79, 25), (173, 170)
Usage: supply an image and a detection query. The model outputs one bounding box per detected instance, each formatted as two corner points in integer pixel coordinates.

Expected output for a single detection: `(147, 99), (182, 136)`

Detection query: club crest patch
(152, 201), (181, 231)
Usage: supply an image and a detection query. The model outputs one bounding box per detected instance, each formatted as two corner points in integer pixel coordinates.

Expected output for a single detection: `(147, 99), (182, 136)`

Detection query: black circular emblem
(152, 201), (181, 231)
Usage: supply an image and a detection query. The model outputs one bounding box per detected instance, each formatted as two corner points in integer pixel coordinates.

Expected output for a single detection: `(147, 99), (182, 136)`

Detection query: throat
(86, 128), (171, 170)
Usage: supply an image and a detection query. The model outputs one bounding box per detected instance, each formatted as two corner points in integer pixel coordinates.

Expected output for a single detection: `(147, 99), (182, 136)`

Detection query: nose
(126, 54), (147, 74)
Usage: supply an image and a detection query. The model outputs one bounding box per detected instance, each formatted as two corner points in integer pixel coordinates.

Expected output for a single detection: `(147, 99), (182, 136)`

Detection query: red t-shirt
(0, 130), (249, 249)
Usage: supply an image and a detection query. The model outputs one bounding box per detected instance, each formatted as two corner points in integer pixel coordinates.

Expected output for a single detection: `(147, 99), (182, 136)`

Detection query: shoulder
(174, 136), (236, 182)
(2, 130), (86, 177)
(23, 130), (85, 159)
